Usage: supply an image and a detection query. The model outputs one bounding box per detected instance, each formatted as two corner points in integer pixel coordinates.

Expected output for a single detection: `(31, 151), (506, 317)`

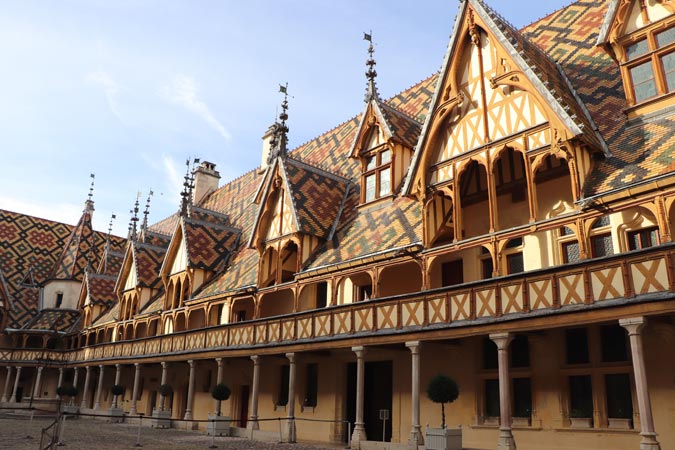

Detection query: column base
(247, 417), (259, 430)
(640, 432), (661, 450)
(285, 419), (296, 443)
(408, 426), (423, 449)
(351, 424), (367, 450)
(497, 428), (516, 450)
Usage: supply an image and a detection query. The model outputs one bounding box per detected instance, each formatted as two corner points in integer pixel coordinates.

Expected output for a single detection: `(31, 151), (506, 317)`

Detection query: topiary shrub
(57, 384), (78, 399)
(159, 384), (173, 396)
(110, 384), (125, 396)
(426, 374), (459, 428)
(210, 383), (231, 416)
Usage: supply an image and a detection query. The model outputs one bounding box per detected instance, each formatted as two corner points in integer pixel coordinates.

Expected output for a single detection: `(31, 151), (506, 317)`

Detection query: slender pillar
(72, 367), (80, 389)
(80, 366), (92, 408)
(2, 366), (13, 402)
(285, 353), (297, 443)
(248, 355), (260, 430)
(184, 360), (196, 420)
(215, 358), (224, 415)
(490, 333), (516, 450)
(406, 341), (423, 448)
(130, 363), (141, 415)
(54, 367), (65, 400)
(94, 365), (105, 410)
(114, 364), (122, 385)
(351, 346), (367, 449)
(159, 362), (169, 411)
(10, 366), (22, 403)
(620, 317), (661, 450)
(33, 366), (44, 398)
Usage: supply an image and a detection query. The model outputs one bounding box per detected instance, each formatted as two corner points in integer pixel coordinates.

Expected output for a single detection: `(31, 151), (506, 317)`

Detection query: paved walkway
(0, 415), (344, 450)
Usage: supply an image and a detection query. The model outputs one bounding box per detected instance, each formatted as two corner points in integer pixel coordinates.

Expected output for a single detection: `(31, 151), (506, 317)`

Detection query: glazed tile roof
(19, 308), (81, 334)
(92, 303), (118, 326)
(97, 248), (125, 277)
(181, 207), (241, 273)
(84, 273), (117, 307)
(139, 292), (164, 315)
(0, 270), (12, 312)
(133, 242), (168, 289)
(376, 101), (422, 149)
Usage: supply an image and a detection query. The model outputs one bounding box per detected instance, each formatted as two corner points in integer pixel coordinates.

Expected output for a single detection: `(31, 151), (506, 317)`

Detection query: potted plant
(109, 384), (125, 422)
(152, 384), (173, 428)
(425, 374), (461, 450)
(207, 383), (232, 436)
(569, 408), (593, 429)
(57, 384), (79, 414)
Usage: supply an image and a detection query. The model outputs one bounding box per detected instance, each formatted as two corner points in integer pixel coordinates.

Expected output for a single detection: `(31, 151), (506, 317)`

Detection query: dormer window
(363, 147), (392, 203)
(622, 20), (675, 104)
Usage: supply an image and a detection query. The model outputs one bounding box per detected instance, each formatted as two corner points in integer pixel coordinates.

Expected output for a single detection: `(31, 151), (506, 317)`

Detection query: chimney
(260, 123), (278, 173)
(192, 161), (220, 205)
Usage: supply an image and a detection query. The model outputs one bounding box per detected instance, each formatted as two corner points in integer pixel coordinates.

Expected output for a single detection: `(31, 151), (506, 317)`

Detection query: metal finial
(267, 84), (290, 165)
(88, 173), (95, 201)
(364, 31), (379, 103)
(129, 192), (141, 241)
(84, 173), (96, 212)
(141, 190), (154, 239)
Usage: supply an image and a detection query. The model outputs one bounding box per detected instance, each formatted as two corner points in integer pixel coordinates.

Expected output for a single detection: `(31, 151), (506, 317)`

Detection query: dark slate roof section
(19, 308), (81, 334)
(376, 101), (423, 149)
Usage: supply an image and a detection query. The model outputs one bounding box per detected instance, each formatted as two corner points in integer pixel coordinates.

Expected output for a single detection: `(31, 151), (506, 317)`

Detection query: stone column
(55, 367), (64, 399)
(80, 366), (92, 409)
(159, 362), (169, 411)
(285, 353), (297, 443)
(10, 366), (22, 403)
(215, 358), (224, 415)
(72, 367), (80, 389)
(130, 363), (141, 415)
(351, 346), (367, 448)
(490, 333), (516, 450)
(114, 364), (122, 385)
(2, 366), (13, 402)
(184, 360), (196, 420)
(620, 317), (661, 450)
(248, 355), (260, 430)
(94, 365), (105, 410)
(33, 366), (44, 398)
(406, 341), (423, 448)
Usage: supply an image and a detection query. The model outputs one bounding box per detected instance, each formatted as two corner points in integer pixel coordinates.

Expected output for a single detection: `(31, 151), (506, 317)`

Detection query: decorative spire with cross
(85, 173), (96, 212)
(128, 192), (141, 241)
(102, 213), (116, 274)
(267, 83), (290, 164)
(180, 158), (199, 216)
(141, 189), (154, 239)
(364, 31), (379, 103)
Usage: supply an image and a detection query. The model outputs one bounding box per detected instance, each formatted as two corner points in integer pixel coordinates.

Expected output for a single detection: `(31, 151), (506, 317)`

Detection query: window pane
(569, 375), (593, 418)
(605, 373), (633, 419)
(630, 61), (657, 102)
(601, 325), (628, 362)
(626, 39), (649, 59)
(657, 28), (675, 48)
(591, 216), (611, 229)
(379, 168), (391, 197)
(566, 328), (589, 364)
(661, 52), (675, 92)
(380, 149), (391, 164)
(485, 379), (500, 417)
(513, 378), (532, 418)
(507, 252), (524, 274)
(365, 174), (376, 202)
(560, 226), (574, 236)
(482, 258), (494, 279)
(366, 156), (376, 171)
(304, 363), (318, 407)
(278, 365), (290, 405)
(510, 335), (530, 368)
(591, 233), (614, 258)
(563, 241), (580, 263)
(483, 338), (498, 370)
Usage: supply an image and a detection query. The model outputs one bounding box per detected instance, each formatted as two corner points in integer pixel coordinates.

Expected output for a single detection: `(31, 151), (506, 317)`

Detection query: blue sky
(0, 0), (572, 236)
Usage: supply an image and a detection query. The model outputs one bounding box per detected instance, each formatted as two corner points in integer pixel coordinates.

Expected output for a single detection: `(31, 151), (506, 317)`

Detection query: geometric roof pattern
(18, 308), (81, 334)
(180, 206), (241, 273)
(83, 273), (118, 308)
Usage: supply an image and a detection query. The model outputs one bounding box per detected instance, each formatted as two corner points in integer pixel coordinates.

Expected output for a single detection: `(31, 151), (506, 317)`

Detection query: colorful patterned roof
(92, 302), (119, 326)
(0, 270), (12, 312)
(134, 242), (168, 289)
(96, 247), (125, 277)
(49, 202), (96, 281)
(84, 273), (117, 307)
(182, 207), (241, 273)
(19, 308), (81, 334)
(139, 291), (164, 315)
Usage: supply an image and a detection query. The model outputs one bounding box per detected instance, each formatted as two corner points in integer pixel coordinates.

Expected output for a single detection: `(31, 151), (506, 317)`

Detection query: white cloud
(161, 74), (231, 141)
(85, 70), (124, 121)
(0, 195), (82, 227)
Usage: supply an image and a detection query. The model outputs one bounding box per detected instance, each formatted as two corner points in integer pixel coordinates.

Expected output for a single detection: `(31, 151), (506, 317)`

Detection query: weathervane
(267, 84), (290, 164)
(363, 31), (379, 103)
(180, 157), (200, 216)
(85, 173), (96, 212)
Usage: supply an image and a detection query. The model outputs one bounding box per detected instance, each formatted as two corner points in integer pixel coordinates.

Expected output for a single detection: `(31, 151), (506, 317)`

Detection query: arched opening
(231, 297), (254, 322)
(379, 262), (423, 297)
(426, 191), (455, 246)
(427, 246), (489, 288)
(123, 324), (133, 340)
(494, 148), (529, 229)
(459, 160), (490, 239)
(187, 308), (206, 330)
(174, 312), (187, 332)
(135, 322), (147, 339)
(534, 154), (573, 220)
(104, 327), (113, 342)
(172, 279), (182, 309)
(336, 272), (373, 305)
(279, 241), (299, 283)
(148, 319), (158, 337)
(181, 279), (191, 304)
(258, 289), (295, 318)
(163, 317), (174, 335)
(298, 281), (330, 311)
(208, 302), (227, 326)
(616, 206), (660, 252)
(260, 248), (279, 287)
(26, 335), (43, 349)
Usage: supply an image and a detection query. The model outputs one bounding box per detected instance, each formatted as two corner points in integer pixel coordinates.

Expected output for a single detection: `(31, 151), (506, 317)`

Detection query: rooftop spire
(84, 173), (96, 212)
(180, 158), (199, 216)
(128, 192), (141, 241)
(141, 189), (154, 239)
(363, 31), (379, 103)
(267, 84), (290, 164)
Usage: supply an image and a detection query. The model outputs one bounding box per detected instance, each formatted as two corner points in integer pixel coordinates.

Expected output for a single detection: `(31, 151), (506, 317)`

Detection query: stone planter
(151, 409), (172, 428)
(569, 417), (593, 429)
(608, 418), (632, 429)
(425, 426), (462, 450)
(207, 414), (231, 436)
(108, 407), (124, 423)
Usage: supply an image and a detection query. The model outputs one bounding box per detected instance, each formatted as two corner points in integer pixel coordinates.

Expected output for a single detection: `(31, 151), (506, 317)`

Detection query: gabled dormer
(78, 272), (117, 328)
(160, 205), (240, 309)
(598, 0), (675, 116)
(350, 34), (421, 205)
(403, 0), (608, 247)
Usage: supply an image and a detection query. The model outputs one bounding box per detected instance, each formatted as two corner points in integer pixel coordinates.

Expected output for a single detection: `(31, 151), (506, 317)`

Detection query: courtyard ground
(0, 413), (344, 450)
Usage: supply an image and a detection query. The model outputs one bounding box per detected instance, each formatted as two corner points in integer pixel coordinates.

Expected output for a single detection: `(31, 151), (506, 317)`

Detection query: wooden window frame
(361, 145), (393, 203)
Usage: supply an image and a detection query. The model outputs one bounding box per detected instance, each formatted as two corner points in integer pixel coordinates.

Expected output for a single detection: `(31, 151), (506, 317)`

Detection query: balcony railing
(3, 244), (675, 365)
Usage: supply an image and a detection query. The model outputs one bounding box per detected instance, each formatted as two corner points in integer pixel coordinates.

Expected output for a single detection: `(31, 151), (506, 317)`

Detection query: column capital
(352, 346), (367, 357)
(250, 355), (260, 364)
(489, 332), (513, 350)
(85, 365), (91, 373)
(98, 364), (104, 370)
(619, 316), (647, 336)
(187, 360), (195, 368)
(215, 357), (223, 364)
(161, 361), (169, 369)
(58, 367), (64, 373)
(37, 366), (44, 372)
(115, 363), (121, 370)
(285, 352), (296, 363)
(405, 341), (421, 353)
(134, 362), (141, 369)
